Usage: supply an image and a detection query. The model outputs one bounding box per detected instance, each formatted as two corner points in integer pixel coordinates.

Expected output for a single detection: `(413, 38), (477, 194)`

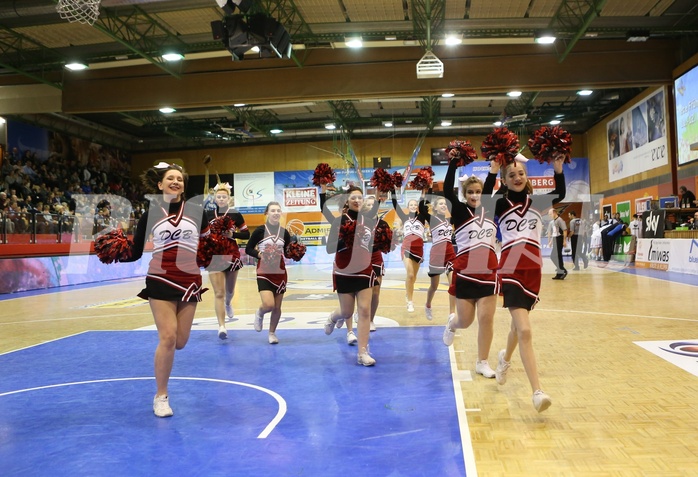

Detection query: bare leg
(354, 288), (373, 350)
(403, 256), (419, 302)
(445, 271), (455, 315)
(425, 274), (440, 308)
(208, 271), (226, 328)
(224, 269), (239, 310)
(150, 299), (197, 397)
(268, 293), (284, 333)
(508, 307), (542, 392)
(476, 295), (497, 361)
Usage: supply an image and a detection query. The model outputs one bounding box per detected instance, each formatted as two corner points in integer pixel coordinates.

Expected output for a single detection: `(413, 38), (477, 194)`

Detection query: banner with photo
(607, 87), (668, 182)
(234, 172), (275, 214)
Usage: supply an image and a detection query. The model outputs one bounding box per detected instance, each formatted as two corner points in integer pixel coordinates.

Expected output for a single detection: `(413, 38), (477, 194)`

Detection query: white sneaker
(532, 389), (552, 413)
(357, 347), (376, 366)
(254, 310), (263, 332)
(346, 331), (358, 346)
(225, 302), (234, 319)
(153, 394), (173, 418)
(369, 321), (376, 332)
(324, 314), (337, 335)
(475, 360), (496, 378)
(425, 306), (433, 320)
(442, 314), (456, 346)
(218, 325), (228, 340)
(495, 349), (510, 385)
(407, 301), (414, 313)
(268, 332), (279, 344)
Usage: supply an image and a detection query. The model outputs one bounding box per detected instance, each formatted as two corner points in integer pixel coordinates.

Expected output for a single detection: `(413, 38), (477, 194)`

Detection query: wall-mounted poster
(234, 172), (275, 214)
(608, 87), (668, 182)
(635, 197), (652, 214)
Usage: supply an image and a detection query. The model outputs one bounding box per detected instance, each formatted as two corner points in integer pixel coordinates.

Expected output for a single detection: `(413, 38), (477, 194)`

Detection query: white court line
(0, 376), (286, 439)
(533, 307), (698, 323)
(448, 343), (479, 477)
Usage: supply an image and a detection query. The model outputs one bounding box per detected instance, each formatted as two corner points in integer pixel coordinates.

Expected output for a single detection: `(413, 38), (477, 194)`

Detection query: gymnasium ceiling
(1, 0), (698, 154)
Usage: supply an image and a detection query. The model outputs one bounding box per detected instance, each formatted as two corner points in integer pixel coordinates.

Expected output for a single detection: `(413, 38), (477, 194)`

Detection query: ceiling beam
(550, 0), (610, 63)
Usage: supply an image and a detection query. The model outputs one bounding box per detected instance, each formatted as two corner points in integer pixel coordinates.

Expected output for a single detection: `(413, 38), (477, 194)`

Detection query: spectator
(679, 186), (696, 208)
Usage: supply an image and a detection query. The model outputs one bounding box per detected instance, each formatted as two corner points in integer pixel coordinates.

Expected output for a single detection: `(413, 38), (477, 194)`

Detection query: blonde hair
(460, 175), (484, 196)
(500, 161), (533, 195)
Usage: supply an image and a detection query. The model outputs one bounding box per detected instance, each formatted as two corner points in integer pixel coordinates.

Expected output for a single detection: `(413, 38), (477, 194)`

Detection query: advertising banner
(641, 209), (666, 238)
(635, 238), (671, 270)
(282, 187), (320, 212)
(234, 172), (275, 214)
(607, 87), (668, 181)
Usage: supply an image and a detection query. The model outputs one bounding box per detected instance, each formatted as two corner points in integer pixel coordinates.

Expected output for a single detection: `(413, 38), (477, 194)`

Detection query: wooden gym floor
(1, 258), (697, 476)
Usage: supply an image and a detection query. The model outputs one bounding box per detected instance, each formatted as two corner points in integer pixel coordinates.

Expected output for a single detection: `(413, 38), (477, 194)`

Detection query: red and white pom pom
(284, 241), (307, 262)
(339, 220), (356, 249)
(209, 215), (234, 236)
(197, 234), (227, 268)
(445, 139), (478, 167)
(480, 128), (520, 166)
(409, 167), (435, 191)
(373, 221), (393, 254)
(370, 168), (394, 193)
(312, 163), (336, 186)
(94, 229), (133, 264)
(391, 171), (404, 189)
(262, 246), (283, 266)
(527, 125), (573, 164)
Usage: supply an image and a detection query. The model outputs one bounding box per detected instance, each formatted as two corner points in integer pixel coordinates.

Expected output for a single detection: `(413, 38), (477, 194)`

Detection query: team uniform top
(245, 223), (291, 294)
(424, 209), (456, 276)
(492, 170), (566, 306)
(205, 206), (249, 271)
(443, 160), (498, 284)
(391, 195), (428, 262)
(126, 198), (209, 302)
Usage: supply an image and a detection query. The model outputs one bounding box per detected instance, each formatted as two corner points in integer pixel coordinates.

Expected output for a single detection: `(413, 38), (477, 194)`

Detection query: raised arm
(391, 192), (409, 222)
(549, 155), (566, 205)
(120, 211), (148, 262)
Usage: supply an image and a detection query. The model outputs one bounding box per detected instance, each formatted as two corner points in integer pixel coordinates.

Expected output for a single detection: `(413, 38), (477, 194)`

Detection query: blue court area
(0, 328), (469, 477)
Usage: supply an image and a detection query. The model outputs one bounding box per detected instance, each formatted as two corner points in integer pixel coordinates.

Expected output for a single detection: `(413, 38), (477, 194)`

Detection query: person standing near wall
(567, 210), (588, 271)
(547, 208), (568, 279)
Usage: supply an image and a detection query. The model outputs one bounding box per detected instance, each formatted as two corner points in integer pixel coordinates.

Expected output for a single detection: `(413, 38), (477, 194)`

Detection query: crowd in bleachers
(0, 133), (146, 242)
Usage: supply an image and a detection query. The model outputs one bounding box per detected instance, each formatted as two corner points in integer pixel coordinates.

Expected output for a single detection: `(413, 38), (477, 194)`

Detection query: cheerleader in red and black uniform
(441, 157), (499, 379)
(324, 186), (379, 366)
(204, 182), (249, 340)
(361, 194), (391, 333)
(391, 191), (428, 312)
(244, 201), (291, 345)
(491, 154), (565, 413)
(122, 163), (210, 418)
(423, 195), (456, 322)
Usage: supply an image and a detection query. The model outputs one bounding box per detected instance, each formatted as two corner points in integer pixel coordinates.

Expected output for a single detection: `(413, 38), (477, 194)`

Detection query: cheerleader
(360, 194), (391, 333)
(122, 163), (209, 418)
(423, 195), (456, 321)
(391, 192), (428, 312)
(204, 182), (249, 340)
(324, 186), (378, 366)
(441, 158), (499, 379)
(244, 202), (291, 344)
(491, 154), (566, 413)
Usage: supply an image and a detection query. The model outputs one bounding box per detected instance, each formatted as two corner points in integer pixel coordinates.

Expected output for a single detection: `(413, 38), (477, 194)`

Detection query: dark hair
(569, 210), (576, 217)
(140, 164), (188, 196)
(264, 201), (281, 214)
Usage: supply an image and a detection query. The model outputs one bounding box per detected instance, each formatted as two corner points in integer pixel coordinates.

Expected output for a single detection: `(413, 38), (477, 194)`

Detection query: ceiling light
(444, 34), (462, 46)
(234, 103), (246, 107)
(493, 121), (502, 127)
(507, 91), (522, 98)
(626, 30), (650, 42)
(159, 107), (176, 114)
(270, 128), (283, 134)
(577, 89), (593, 96)
(549, 119), (561, 125)
(0, 117), (5, 124)
(345, 36), (363, 48)
(534, 31), (556, 44)
(250, 46), (260, 53)
(385, 35), (397, 41)
(65, 62), (88, 71)
(441, 93), (455, 98)
(162, 52), (184, 62)
(383, 121), (393, 127)
(441, 119), (452, 127)
(325, 123), (336, 130)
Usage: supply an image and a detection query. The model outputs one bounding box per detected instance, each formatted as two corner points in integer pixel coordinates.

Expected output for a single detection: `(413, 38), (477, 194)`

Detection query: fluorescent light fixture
(493, 121), (503, 127)
(444, 34), (462, 46)
(65, 62), (88, 71)
(626, 30), (650, 42)
(382, 121), (393, 127)
(270, 128), (283, 134)
(385, 35), (397, 41)
(345, 36), (363, 48)
(549, 119), (561, 125)
(325, 123), (336, 130)
(0, 117), (5, 124)
(162, 52), (184, 62)
(577, 89), (593, 96)
(159, 107), (176, 114)
(441, 119), (452, 127)
(250, 46), (260, 53)
(534, 31), (556, 44)
(507, 91), (522, 98)
(441, 93), (455, 98)
(233, 103), (246, 107)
